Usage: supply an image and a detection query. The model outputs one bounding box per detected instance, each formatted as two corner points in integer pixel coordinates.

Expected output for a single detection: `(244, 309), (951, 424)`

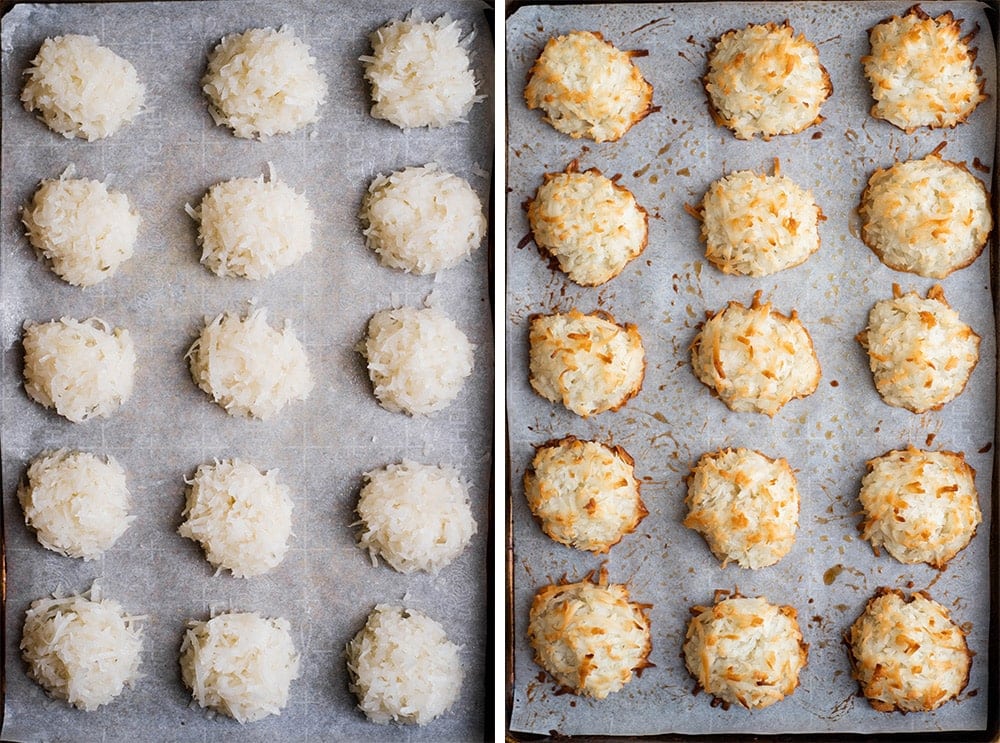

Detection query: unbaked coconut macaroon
(523, 436), (646, 553)
(692, 160), (824, 276)
(859, 151), (991, 278)
(864, 6), (987, 132)
(528, 569), (652, 699)
(21, 34), (144, 141)
(527, 161), (648, 286)
(857, 285), (980, 413)
(529, 310), (645, 417)
(683, 592), (808, 710)
(524, 30), (654, 142)
(684, 448), (799, 569)
(859, 446), (980, 569)
(846, 588), (972, 712)
(690, 292), (820, 416)
(704, 22), (831, 140)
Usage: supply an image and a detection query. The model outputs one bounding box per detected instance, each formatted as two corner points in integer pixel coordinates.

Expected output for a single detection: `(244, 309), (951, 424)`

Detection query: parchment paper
(507, 1), (995, 736)
(0, 2), (493, 741)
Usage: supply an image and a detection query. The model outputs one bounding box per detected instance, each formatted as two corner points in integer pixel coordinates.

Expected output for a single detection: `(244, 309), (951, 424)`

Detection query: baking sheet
(0, 2), (493, 741)
(507, 1), (996, 736)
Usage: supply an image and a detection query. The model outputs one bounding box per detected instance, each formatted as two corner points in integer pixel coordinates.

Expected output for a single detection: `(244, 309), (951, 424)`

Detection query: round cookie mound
(704, 22), (831, 140)
(527, 162), (648, 286)
(22, 171), (140, 287)
(529, 309), (645, 417)
(360, 164), (486, 275)
(857, 285), (980, 413)
(859, 446), (980, 569)
(691, 292), (820, 417)
(524, 30), (654, 143)
(864, 6), (986, 132)
(178, 459), (293, 578)
(23, 317), (135, 423)
(846, 588), (971, 712)
(683, 594), (808, 710)
(187, 308), (313, 420)
(180, 612), (300, 723)
(357, 460), (477, 574)
(524, 436), (645, 553)
(18, 449), (133, 560)
(346, 604), (463, 725)
(684, 448), (799, 569)
(859, 153), (991, 278)
(21, 35), (144, 141)
(21, 592), (143, 711)
(698, 163), (823, 276)
(528, 573), (651, 699)
(202, 27), (327, 139)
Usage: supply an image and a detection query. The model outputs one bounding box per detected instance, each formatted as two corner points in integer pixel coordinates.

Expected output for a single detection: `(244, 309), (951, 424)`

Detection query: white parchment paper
(0, 2), (493, 741)
(507, 1), (995, 736)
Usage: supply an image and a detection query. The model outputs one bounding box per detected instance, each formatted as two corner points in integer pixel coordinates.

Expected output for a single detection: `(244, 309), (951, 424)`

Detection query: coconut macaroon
(187, 308), (313, 420)
(361, 306), (475, 415)
(864, 6), (986, 132)
(691, 292), (820, 417)
(22, 317), (135, 423)
(202, 27), (327, 139)
(180, 612), (300, 723)
(178, 459), (293, 578)
(859, 151), (991, 279)
(346, 605), (463, 725)
(360, 164), (486, 275)
(362, 11), (481, 129)
(21, 35), (144, 141)
(527, 162), (648, 286)
(356, 461), (477, 574)
(693, 161), (824, 277)
(18, 449), (133, 561)
(22, 169), (141, 287)
(684, 592), (808, 710)
(523, 436), (646, 553)
(684, 448), (799, 569)
(188, 172), (314, 280)
(524, 30), (654, 143)
(528, 309), (645, 417)
(704, 22), (831, 140)
(857, 285), (980, 414)
(859, 446), (980, 569)
(528, 570), (652, 699)
(846, 588), (972, 712)
(21, 591), (143, 711)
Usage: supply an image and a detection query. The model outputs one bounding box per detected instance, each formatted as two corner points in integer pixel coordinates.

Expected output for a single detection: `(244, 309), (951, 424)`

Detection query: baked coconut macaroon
(528, 570), (652, 699)
(704, 22), (831, 140)
(693, 160), (824, 276)
(523, 436), (646, 553)
(684, 448), (799, 569)
(683, 592), (808, 710)
(528, 309), (645, 417)
(863, 6), (987, 132)
(859, 446), (980, 569)
(859, 151), (991, 279)
(846, 587), (972, 712)
(527, 161), (648, 286)
(524, 30), (654, 142)
(857, 285), (980, 414)
(690, 291), (820, 417)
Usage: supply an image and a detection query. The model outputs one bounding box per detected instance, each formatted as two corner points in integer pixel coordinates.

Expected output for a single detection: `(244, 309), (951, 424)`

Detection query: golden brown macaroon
(863, 5), (987, 132)
(524, 436), (646, 553)
(704, 22), (831, 140)
(857, 284), (980, 414)
(524, 30), (654, 142)
(845, 587), (972, 712)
